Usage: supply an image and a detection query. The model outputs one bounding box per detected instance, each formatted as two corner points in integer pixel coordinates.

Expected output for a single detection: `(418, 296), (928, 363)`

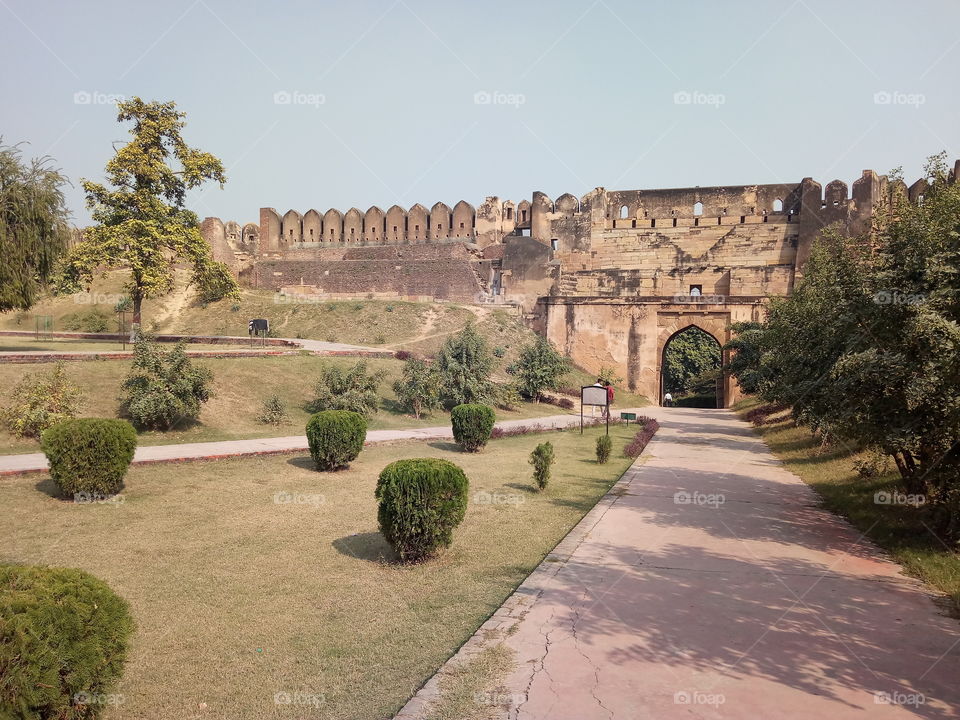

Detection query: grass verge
(0, 423), (639, 720)
(735, 396), (960, 615)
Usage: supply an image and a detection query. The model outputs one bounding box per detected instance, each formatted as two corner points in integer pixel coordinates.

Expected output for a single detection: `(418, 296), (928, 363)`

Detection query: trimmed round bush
(376, 459), (469, 562)
(40, 419), (137, 499)
(596, 434), (612, 464)
(0, 563), (134, 719)
(450, 404), (495, 452)
(306, 410), (367, 471)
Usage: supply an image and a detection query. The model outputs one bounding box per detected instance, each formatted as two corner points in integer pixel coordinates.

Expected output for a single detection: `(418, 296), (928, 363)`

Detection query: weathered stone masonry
(202, 160), (957, 406)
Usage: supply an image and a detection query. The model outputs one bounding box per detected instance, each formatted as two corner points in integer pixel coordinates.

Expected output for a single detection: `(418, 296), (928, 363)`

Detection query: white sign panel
(581, 386), (608, 406)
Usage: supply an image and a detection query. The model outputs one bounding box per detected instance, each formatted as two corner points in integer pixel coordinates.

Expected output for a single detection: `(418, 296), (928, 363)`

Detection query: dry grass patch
(0, 424), (637, 719)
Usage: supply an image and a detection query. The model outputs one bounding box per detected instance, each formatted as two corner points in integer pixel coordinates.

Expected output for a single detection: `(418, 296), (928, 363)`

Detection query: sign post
(580, 385), (610, 435)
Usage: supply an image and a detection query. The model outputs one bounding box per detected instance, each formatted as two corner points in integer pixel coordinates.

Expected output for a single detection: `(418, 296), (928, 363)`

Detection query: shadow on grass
(427, 440), (461, 453)
(332, 531), (397, 564)
(34, 476), (65, 500)
(285, 455), (316, 471)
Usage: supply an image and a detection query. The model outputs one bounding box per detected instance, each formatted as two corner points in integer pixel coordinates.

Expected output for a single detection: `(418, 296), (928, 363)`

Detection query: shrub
(309, 361), (385, 417)
(375, 458), (469, 562)
(1, 362), (84, 439)
(435, 323), (494, 407)
(0, 563), (134, 720)
(624, 416), (660, 458)
(61, 308), (110, 333)
(305, 410), (366, 471)
(539, 394), (575, 411)
(492, 383), (522, 411)
(393, 358), (440, 419)
(493, 346), (506, 358)
(596, 434), (612, 464)
(451, 404), (495, 452)
(40, 418), (137, 498)
(558, 397), (575, 410)
(515, 336), (569, 401)
(256, 394), (289, 426)
(394, 349), (413, 361)
(119, 336), (213, 430)
(529, 442), (555, 490)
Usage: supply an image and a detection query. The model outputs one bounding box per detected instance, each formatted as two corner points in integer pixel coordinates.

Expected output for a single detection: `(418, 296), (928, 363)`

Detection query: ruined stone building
(201, 160), (956, 406)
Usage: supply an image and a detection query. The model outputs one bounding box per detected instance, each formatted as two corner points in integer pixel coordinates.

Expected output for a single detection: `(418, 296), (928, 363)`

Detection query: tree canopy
(56, 97), (238, 328)
(662, 326), (721, 396)
(0, 141), (71, 311)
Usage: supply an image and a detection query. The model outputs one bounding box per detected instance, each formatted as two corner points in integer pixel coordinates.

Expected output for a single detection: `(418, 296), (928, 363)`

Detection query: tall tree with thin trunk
(0, 141), (71, 311)
(56, 98), (238, 334)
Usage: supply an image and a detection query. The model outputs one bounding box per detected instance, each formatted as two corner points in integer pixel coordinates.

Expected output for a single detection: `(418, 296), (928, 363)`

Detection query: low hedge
(40, 419), (137, 499)
(376, 458), (469, 562)
(306, 410), (367, 471)
(0, 564), (134, 719)
(451, 404), (495, 452)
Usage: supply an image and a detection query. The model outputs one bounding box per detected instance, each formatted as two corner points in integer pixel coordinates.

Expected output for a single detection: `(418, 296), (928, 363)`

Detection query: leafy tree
(662, 326), (721, 395)
(56, 98), (238, 334)
(435, 323), (494, 407)
(515, 336), (569, 401)
(0, 140), (71, 311)
(393, 358), (440, 418)
(119, 335), (213, 430)
(309, 360), (385, 417)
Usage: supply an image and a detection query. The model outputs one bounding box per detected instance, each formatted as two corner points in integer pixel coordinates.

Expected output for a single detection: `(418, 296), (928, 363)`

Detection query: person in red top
(602, 380), (614, 418)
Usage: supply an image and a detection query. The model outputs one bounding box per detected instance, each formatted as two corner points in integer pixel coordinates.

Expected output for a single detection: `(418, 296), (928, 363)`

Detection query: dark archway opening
(661, 325), (722, 408)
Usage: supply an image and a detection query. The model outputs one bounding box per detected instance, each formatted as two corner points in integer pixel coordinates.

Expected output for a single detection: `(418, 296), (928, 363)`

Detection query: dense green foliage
(119, 335), (213, 430)
(375, 458), (469, 562)
(61, 308), (112, 333)
(305, 410), (367, 471)
(1, 362), (84, 439)
(55, 98), (238, 330)
(662, 326), (721, 396)
(0, 563), (134, 719)
(726, 153), (960, 541)
(392, 358), (440, 418)
(595, 434), (612, 464)
(309, 360), (385, 417)
(450, 404), (495, 452)
(435, 323), (494, 407)
(515, 336), (569, 401)
(256, 394), (289, 426)
(40, 419), (137, 498)
(529, 441), (555, 490)
(0, 141), (71, 311)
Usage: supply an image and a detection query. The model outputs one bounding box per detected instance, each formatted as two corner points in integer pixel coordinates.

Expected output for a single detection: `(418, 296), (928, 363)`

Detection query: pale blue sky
(1, 0), (957, 226)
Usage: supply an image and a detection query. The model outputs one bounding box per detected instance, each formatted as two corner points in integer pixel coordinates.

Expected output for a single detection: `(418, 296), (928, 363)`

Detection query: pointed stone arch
(430, 202), (452, 240)
(281, 209), (302, 246)
(408, 203), (429, 243)
(364, 206), (384, 244)
(302, 209), (322, 243)
(385, 205), (407, 243)
(656, 321), (727, 408)
(343, 208), (362, 245)
(323, 208), (343, 242)
(452, 200), (475, 239)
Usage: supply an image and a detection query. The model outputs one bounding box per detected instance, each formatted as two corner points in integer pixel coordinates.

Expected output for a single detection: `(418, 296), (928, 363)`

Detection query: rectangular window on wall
(550, 239), (558, 251)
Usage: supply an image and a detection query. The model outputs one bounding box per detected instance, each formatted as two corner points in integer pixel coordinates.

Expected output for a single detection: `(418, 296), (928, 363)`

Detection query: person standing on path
(663, 391), (673, 407)
(604, 380), (614, 419)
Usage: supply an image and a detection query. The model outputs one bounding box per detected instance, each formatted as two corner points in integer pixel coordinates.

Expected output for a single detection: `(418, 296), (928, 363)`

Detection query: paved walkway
(0, 409), (633, 476)
(396, 407), (960, 720)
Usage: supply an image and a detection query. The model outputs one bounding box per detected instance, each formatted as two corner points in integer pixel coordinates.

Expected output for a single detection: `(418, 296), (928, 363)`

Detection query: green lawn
(0, 423), (641, 720)
(0, 355), (586, 455)
(735, 397), (960, 615)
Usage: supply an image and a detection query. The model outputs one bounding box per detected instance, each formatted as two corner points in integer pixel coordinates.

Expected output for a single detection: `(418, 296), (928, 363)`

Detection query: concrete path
(396, 407), (960, 720)
(0, 409), (635, 476)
